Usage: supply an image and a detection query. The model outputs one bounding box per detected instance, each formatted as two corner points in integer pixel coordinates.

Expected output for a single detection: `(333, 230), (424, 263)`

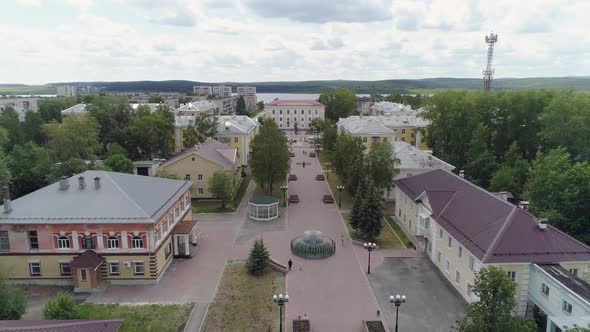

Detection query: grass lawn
(318, 151), (353, 210)
(202, 261), (286, 332)
(342, 214), (405, 249)
(380, 201), (414, 248)
(193, 176), (251, 213)
(77, 303), (193, 332)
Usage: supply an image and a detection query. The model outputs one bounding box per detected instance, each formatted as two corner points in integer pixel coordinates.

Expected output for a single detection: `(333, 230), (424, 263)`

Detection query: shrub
(43, 292), (81, 320)
(0, 273), (26, 319)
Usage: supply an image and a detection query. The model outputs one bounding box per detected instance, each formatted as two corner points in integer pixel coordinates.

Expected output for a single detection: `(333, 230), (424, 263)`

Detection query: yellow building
(336, 116), (395, 150)
(394, 169), (590, 319)
(369, 102), (430, 150)
(174, 115), (259, 166)
(0, 171), (197, 292)
(158, 140), (241, 199)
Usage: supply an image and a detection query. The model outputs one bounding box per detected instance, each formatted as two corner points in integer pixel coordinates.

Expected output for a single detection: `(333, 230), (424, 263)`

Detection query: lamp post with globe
(389, 294), (407, 332)
(273, 293), (289, 332)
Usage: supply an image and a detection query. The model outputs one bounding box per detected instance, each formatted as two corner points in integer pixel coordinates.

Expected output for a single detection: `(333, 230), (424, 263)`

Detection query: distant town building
(337, 117), (396, 150)
(175, 101), (217, 116)
(130, 103), (164, 113)
(212, 85), (232, 98)
(0, 97), (39, 121)
(356, 96), (374, 115)
(264, 99), (325, 130)
(370, 101), (415, 116)
(56, 85), (77, 97)
(392, 141), (455, 180)
(210, 96), (238, 115)
(237, 86), (257, 111)
(193, 86), (213, 96)
(61, 103), (88, 117)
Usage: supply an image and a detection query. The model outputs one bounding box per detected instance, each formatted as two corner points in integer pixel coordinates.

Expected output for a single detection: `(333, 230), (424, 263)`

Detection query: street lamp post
(363, 242), (376, 274)
(324, 162), (331, 180)
(280, 185), (288, 207)
(314, 143), (320, 157)
(389, 294), (407, 332)
(336, 185), (344, 208)
(273, 293), (289, 332)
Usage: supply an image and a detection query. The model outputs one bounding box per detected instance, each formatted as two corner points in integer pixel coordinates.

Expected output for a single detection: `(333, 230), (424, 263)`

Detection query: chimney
(459, 170), (465, 178)
(1, 186), (11, 214)
(59, 176), (70, 190)
(94, 177), (101, 189)
(538, 218), (548, 230)
(78, 176), (86, 189)
(519, 201), (529, 211)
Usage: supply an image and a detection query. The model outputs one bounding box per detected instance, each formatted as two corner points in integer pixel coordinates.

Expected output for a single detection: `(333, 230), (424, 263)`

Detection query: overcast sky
(2, 0), (590, 84)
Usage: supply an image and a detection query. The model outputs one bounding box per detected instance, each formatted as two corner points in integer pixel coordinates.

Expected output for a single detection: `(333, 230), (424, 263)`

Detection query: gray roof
(216, 115), (258, 135)
(0, 171), (192, 224)
(337, 117), (395, 135)
(249, 196), (279, 204)
(393, 141), (455, 171)
(176, 101), (216, 113)
(61, 103), (88, 115)
(162, 140), (237, 169)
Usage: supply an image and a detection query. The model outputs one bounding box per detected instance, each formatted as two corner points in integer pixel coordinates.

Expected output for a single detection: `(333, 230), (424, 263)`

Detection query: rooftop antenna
(483, 32), (498, 91)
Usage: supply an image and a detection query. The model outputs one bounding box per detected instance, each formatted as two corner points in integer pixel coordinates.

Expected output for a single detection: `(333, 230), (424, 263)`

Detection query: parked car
(309, 152), (316, 157)
(315, 174), (325, 181)
(323, 195), (334, 203)
(289, 174), (298, 181)
(289, 194), (300, 203)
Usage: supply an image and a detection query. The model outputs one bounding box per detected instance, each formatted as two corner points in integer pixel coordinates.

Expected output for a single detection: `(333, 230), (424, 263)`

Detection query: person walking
(341, 234), (344, 247)
(288, 259), (293, 271)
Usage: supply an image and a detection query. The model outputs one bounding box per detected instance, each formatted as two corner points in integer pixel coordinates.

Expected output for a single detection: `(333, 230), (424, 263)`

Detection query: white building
(392, 141), (455, 179)
(130, 103), (164, 113)
(0, 97), (39, 120)
(211, 96), (238, 115)
(57, 85), (77, 97)
(237, 86), (257, 111)
(264, 99), (325, 130)
(175, 101), (217, 116)
(61, 103), (88, 117)
(370, 101), (415, 116)
(212, 85), (232, 98)
(193, 86), (212, 96)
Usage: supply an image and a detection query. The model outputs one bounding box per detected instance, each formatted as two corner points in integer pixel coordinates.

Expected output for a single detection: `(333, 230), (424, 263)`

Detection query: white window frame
(107, 236), (119, 249)
(184, 174), (191, 181)
(58, 236), (70, 249)
(437, 250), (441, 264)
(569, 268), (579, 277)
(28, 231), (39, 249)
(29, 262), (41, 276)
(458, 246), (462, 258)
(455, 270), (461, 285)
(131, 236), (143, 249)
(108, 262), (120, 275)
(198, 188), (204, 195)
(448, 236), (452, 248)
(133, 261), (145, 275)
(562, 300), (573, 314)
(542, 283), (550, 297)
(197, 174), (203, 181)
(0, 231), (9, 251)
(507, 270), (516, 282)
(469, 256), (475, 271)
(59, 262), (72, 276)
(445, 259), (450, 274)
(439, 228), (443, 239)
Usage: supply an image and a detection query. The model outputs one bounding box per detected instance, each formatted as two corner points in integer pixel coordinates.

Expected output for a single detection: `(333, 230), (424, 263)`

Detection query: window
(133, 261), (145, 275)
(184, 174), (191, 181)
(409, 220), (412, 231)
(437, 250), (441, 263)
(192, 157), (195, 161)
(59, 262), (71, 276)
(362, 137), (367, 143)
(455, 270), (461, 284)
(108, 262), (120, 275)
(398, 209), (401, 217)
(272, 110), (275, 114)
(180, 200), (185, 211)
(279, 110), (282, 115)
(168, 215), (173, 228)
(372, 137), (380, 143)
(445, 259), (450, 273)
(402, 129), (406, 134)
(506, 271), (516, 281)
(197, 174), (203, 181)
(286, 110), (290, 115)
(401, 137), (405, 142)
(165, 242), (172, 259)
(0, 231), (9, 251)
(383, 137), (388, 143)
(469, 256), (475, 271)
(107, 236), (119, 249)
(458, 246), (463, 258)
(28, 231), (39, 249)
(569, 268), (579, 277)
(185, 195), (190, 207)
(131, 236), (143, 249)
(80, 269), (87, 281)
(58, 236), (70, 249)
(154, 227), (161, 242)
(198, 188), (204, 195)
(562, 300), (573, 314)
(234, 137), (238, 143)
(411, 133), (415, 138)
(439, 229), (443, 238)
(29, 262), (41, 276)
(82, 235), (95, 249)
(162, 220), (168, 233)
(448, 236), (452, 248)
(467, 283), (473, 297)
(542, 283), (550, 296)
(315, 110), (318, 115)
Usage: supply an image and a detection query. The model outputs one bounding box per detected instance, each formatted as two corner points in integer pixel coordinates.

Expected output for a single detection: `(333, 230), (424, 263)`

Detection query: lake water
(257, 93), (370, 103)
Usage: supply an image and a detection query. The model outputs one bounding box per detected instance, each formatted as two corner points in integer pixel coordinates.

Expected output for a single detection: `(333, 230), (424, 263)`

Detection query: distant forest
(3, 76), (590, 95)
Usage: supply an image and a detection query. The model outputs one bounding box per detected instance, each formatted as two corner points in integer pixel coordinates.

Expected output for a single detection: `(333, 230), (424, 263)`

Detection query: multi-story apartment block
(237, 86), (257, 111)
(212, 85), (232, 98)
(0, 97), (39, 121)
(0, 171), (197, 292)
(56, 85), (77, 97)
(175, 101), (217, 116)
(211, 96), (238, 115)
(264, 100), (325, 130)
(193, 86), (213, 96)
(158, 140), (241, 199)
(394, 169), (590, 331)
(337, 116), (395, 150)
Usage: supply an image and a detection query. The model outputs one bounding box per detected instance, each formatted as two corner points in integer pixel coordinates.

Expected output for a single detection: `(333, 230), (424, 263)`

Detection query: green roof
(249, 196), (279, 204)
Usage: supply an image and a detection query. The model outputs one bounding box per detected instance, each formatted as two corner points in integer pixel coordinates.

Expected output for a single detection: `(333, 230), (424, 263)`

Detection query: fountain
(291, 230), (335, 259)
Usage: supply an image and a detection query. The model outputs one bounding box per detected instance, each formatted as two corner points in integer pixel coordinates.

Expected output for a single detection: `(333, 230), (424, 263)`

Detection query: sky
(1, 0), (590, 84)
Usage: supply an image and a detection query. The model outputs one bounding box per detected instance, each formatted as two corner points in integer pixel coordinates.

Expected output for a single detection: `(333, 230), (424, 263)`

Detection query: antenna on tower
(483, 32), (498, 91)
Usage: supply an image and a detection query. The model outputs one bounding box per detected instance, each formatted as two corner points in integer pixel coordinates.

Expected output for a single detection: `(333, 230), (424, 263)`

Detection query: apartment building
(193, 86), (213, 96)
(263, 99), (325, 130)
(57, 85), (77, 97)
(0, 171), (197, 292)
(0, 97), (38, 112)
(237, 86), (257, 111)
(212, 85), (232, 98)
(211, 96), (238, 114)
(175, 101), (217, 116)
(394, 169), (590, 331)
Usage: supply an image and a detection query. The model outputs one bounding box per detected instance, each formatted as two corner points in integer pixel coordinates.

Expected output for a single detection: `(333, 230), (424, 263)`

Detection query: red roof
(267, 99), (324, 107)
(0, 320), (122, 332)
(172, 219), (198, 234)
(70, 250), (105, 269)
(395, 169), (590, 264)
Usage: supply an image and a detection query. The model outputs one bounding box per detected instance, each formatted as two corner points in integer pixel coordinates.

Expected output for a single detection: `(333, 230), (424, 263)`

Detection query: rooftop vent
(519, 201), (530, 211)
(78, 176), (86, 189)
(538, 218), (548, 230)
(59, 176), (70, 190)
(94, 177), (101, 189)
(459, 170), (465, 178)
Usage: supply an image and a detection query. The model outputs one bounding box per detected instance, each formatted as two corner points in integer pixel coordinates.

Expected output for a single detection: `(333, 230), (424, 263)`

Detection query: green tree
(43, 292), (81, 320)
(208, 171), (234, 209)
(42, 116), (101, 161)
(256, 101), (264, 111)
(236, 96), (247, 115)
(250, 119), (289, 196)
(246, 239), (270, 276)
(356, 180), (383, 240)
(0, 273), (26, 320)
(465, 124), (497, 187)
(182, 114), (218, 148)
(366, 142), (399, 196)
(309, 118), (326, 133)
(321, 123), (338, 151)
(7, 142), (52, 198)
(332, 133), (366, 192)
(565, 325), (590, 332)
(38, 97), (77, 122)
(127, 105), (174, 158)
(49, 158), (90, 181)
(456, 266), (536, 332)
(104, 154), (133, 173)
(22, 110), (44, 145)
(0, 107), (23, 152)
(350, 174), (367, 231)
(0, 156), (10, 188)
(319, 89), (357, 122)
(489, 165), (517, 194)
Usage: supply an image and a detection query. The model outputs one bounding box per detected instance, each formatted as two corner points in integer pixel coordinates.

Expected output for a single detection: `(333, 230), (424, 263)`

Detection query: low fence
(269, 257), (289, 274)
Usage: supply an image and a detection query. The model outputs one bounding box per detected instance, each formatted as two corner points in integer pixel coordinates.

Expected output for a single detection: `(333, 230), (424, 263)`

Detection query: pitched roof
(395, 169), (590, 264)
(216, 115), (258, 135)
(0, 171), (192, 224)
(162, 140), (237, 169)
(0, 320), (122, 332)
(176, 101), (216, 113)
(61, 103), (88, 115)
(70, 250), (105, 269)
(393, 141), (455, 171)
(337, 117), (395, 135)
(267, 99), (324, 107)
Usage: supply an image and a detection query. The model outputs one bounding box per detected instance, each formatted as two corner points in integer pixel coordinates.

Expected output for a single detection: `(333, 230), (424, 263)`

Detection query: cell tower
(483, 32), (498, 91)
